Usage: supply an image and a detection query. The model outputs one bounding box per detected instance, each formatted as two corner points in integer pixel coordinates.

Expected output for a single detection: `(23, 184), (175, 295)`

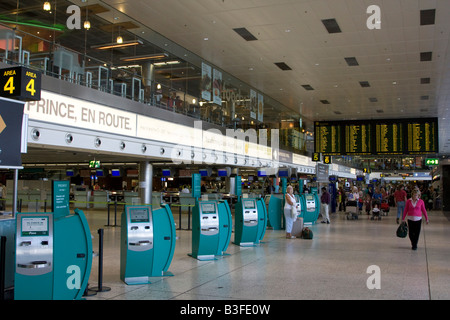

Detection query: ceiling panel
(84, 0), (450, 155)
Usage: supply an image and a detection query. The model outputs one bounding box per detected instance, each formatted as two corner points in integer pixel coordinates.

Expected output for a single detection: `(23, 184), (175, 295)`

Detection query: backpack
(301, 227), (313, 239)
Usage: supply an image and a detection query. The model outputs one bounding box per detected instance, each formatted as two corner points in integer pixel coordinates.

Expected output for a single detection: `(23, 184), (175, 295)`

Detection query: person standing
(284, 185), (297, 238)
(338, 186), (346, 212)
(320, 186), (331, 224)
(402, 189), (429, 250)
(394, 185), (407, 224)
(0, 183), (6, 211)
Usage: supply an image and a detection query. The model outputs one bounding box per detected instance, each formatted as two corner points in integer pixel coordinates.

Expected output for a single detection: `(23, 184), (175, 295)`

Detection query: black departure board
(314, 118), (438, 156)
(314, 122), (341, 155)
(406, 119), (438, 154)
(345, 123), (371, 155)
(375, 122), (403, 154)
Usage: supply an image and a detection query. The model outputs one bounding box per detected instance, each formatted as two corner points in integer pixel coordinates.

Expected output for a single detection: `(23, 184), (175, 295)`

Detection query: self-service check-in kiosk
(189, 199), (232, 260)
(300, 193), (320, 224)
(267, 194), (283, 230)
(234, 198), (267, 246)
(120, 204), (176, 285)
(14, 209), (92, 300)
(14, 181), (92, 300)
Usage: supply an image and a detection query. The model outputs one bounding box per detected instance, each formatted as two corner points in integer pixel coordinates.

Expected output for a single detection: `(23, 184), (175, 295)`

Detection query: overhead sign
(425, 158), (439, 166)
(89, 160), (101, 168)
(314, 118), (438, 155)
(0, 66), (41, 101)
(0, 98), (25, 168)
(312, 152), (321, 162)
(316, 163), (329, 182)
(323, 155), (332, 164)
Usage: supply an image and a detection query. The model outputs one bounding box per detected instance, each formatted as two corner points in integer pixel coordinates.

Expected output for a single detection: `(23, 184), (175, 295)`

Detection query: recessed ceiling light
(203, 37), (209, 41)
(392, 81), (397, 85)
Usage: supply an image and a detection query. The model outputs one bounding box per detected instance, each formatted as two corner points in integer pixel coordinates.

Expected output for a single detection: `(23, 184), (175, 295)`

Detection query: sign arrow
(0, 115), (6, 134)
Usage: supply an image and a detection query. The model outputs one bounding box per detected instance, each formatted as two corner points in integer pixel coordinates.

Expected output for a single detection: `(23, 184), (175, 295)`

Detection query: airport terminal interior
(0, 0), (450, 302)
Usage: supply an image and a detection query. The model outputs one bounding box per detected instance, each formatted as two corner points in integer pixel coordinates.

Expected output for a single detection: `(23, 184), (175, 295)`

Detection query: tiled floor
(82, 206), (450, 300)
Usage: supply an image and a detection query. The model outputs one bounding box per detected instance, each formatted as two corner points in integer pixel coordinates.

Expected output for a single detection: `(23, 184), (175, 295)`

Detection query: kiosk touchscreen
(190, 200), (220, 260)
(234, 198), (259, 246)
(120, 204), (176, 285)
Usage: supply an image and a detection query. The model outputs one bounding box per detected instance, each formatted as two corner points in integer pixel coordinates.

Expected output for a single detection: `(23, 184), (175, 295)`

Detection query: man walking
(320, 186), (331, 224)
(394, 185), (407, 224)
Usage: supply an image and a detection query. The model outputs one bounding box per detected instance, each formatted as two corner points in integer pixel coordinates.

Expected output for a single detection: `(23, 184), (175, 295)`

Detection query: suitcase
(291, 217), (304, 238)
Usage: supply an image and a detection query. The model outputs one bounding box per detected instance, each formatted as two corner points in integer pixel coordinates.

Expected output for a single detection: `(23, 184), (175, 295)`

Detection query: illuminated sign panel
(314, 118), (438, 155)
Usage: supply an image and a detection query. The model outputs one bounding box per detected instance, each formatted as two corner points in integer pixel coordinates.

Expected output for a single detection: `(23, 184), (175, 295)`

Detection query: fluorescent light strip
(91, 39), (143, 50)
(120, 53), (169, 62)
(153, 60), (181, 66)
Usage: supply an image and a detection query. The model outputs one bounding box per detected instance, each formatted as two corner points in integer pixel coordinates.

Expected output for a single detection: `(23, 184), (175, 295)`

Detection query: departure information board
(375, 121), (403, 154)
(314, 118), (438, 155)
(345, 123), (371, 155)
(407, 119), (438, 154)
(314, 122), (341, 155)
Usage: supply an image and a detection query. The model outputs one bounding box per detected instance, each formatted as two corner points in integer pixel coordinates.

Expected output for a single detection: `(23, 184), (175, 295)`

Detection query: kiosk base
(124, 276), (151, 285)
(188, 253), (217, 261)
(233, 241), (257, 247)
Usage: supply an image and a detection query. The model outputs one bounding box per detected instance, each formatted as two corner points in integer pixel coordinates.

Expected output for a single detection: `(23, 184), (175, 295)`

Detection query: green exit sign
(425, 158), (439, 166)
(89, 160), (101, 168)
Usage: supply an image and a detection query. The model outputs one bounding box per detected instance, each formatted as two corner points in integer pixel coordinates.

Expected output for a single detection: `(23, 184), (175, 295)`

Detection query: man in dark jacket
(321, 186), (331, 224)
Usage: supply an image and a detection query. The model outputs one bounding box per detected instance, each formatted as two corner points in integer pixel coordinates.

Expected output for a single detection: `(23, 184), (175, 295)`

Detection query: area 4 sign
(0, 66), (41, 101)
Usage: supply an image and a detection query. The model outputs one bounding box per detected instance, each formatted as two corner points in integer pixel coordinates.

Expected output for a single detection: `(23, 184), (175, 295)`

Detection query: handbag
(290, 206), (297, 221)
(396, 221), (408, 238)
(301, 227), (313, 239)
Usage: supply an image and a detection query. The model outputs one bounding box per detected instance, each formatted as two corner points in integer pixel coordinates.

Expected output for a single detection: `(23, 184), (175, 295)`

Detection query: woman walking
(402, 189), (429, 250)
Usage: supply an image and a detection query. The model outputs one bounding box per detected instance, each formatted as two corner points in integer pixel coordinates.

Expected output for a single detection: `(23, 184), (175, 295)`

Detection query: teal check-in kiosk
(267, 178), (287, 230)
(295, 194), (303, 219)
(267, 195), (283, 230)
(189, 173), (231, 260)
(234, 197), (267, 246)
(190, 199), (220, 260)
(14, 181), (92, 300)
(120, 204), (176, 285)
(300, 193), (320, 224)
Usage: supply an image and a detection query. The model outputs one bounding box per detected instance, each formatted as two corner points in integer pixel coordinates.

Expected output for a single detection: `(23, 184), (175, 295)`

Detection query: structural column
(139, 161), (153, 205)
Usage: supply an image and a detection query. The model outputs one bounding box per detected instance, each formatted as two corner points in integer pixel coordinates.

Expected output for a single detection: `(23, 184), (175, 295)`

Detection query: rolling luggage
(291, 217), (304, 238)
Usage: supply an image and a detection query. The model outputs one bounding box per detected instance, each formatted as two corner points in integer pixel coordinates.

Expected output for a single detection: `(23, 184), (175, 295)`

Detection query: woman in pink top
(402, 189), (429, 250)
